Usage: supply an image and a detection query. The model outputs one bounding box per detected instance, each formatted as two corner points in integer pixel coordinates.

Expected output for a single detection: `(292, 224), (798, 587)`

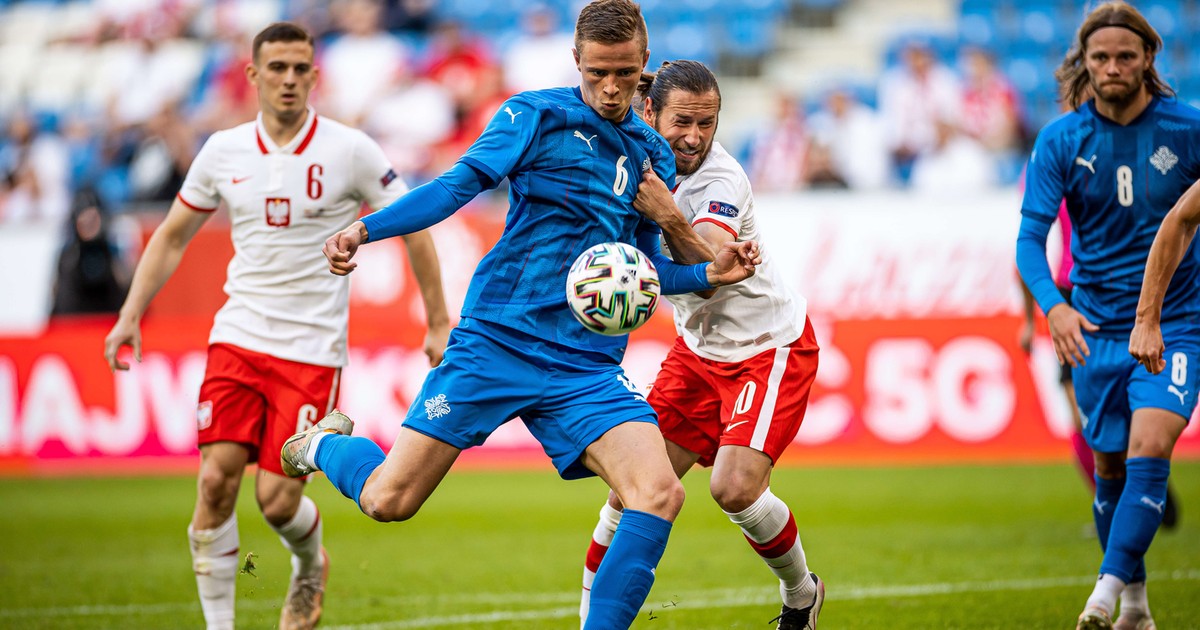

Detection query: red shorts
(649, 318), (819, 467)
(197, 343), (341, 476)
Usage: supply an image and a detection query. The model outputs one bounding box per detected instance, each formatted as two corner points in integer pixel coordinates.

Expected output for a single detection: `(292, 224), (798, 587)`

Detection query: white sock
(269, 495), (324, 577)
(725, 488), (814, 609)
(303, 431), (331, 470)
(1085, 573), (1126, 615)
(580, 501), (622, 627)
(1119, 581), (1149, 613)
(188, 514), (239, 630)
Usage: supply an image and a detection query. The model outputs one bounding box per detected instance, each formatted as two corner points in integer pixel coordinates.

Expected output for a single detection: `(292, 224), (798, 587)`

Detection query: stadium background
(3, 0), (1200, 471)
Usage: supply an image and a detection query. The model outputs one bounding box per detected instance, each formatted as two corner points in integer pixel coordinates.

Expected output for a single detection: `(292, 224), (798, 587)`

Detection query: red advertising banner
(3, 193), (1197, 474)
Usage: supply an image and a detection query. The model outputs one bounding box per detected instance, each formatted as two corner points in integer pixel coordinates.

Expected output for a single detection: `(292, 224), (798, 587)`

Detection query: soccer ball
(565, 242), (661, 335)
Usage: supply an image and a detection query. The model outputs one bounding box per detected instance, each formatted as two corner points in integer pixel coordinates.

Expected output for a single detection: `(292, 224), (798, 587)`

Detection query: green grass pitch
(1, 462), (1197, 629)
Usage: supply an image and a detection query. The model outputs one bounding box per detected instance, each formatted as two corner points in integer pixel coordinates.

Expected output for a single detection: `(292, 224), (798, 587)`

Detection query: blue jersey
(1022, 97), (1200, 335)
(455, 87), (677, 359)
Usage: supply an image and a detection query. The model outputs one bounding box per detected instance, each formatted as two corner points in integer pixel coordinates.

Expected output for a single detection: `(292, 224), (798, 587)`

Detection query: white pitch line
(4, 570), (1197, 625)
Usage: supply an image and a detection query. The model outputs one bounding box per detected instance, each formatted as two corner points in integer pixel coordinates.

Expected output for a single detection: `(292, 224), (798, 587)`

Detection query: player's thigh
(649, 339), (723, 467)
(197, 343), (268, 455)
(533, 363), (663, 480)
(716, 337), (818, 464)
(1071, 335), (1135, 453)
(582, 420), (681, 518)
(400, 322), (540, 451)
(260, 353), (341, 477)
(1128, 329), (1200, 419)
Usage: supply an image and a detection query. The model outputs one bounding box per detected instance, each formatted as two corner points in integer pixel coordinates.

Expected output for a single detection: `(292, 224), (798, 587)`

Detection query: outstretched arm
(324, 162), (491, 275)
(104, 197), (210, 370)
(1130, 178), (1200, 373)
(398, 230), (451, 367)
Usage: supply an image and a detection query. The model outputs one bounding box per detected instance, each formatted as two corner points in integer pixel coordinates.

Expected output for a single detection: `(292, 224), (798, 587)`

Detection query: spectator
(910, 117), (996, 195)
(0, 112), (72, 225)
(319, 0), (411, 126)
(384, 0), (436, 34)
(744, 91), (809, 192)
(502, 4), (578, 93)
(960, 45), (1025, 183)
(878, 39), (961, 183)
(420, 20), (497, 125)
(51, 188), (132, 315)
(363, 61), (457, 182)
(807, 87), (889, 190)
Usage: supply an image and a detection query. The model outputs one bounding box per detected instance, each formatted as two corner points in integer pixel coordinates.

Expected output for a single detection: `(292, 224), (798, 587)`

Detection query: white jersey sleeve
(348, 128), (410, 210)
(178, 134), (224, 210)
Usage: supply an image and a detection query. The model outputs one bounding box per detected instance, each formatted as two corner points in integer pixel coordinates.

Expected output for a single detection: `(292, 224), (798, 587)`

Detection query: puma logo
(1075, 154), (1097, 174)
(1093, 499), (1109, 515)
(1168, 384), (1188, 405)
(1140, 496), (1166, 514)
(574, 130), (598, 150)
(504, 106), (523, 123)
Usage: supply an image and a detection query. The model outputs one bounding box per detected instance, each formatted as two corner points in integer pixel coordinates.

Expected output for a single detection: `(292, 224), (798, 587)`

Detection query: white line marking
(11, 570), (1196, 625)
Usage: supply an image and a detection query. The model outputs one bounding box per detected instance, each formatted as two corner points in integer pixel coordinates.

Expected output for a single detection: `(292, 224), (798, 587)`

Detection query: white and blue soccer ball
(565, 242), (661, 336)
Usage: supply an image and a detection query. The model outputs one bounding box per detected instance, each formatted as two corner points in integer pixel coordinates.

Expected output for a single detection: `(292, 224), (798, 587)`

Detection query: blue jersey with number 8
(1022, 97), (1200, 336)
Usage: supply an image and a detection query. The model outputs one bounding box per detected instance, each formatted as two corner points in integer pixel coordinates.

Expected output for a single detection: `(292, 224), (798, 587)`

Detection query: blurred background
(2, 0), (1200, 471)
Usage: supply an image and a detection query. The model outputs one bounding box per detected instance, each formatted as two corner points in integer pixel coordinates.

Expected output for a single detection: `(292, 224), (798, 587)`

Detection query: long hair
(636, 60), (721, 119)
(574, 0), (647, 53)
(1055, 1), (1174, 110)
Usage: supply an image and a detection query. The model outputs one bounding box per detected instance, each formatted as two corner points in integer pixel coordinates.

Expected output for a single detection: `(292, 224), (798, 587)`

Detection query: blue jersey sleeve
(361, 162), (491, 242)
(1016, 130), (1068, 315)
(637, 225), (712, 294)
(459, 95), (541, 185)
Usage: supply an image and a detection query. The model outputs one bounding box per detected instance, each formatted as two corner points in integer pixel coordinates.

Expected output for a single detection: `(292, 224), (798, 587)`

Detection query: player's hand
(1018, 319), (1034, 355)
(324, 221), (367, 275)
(632, 169), (677, 224)
(103, 317), (142, 371)
(1128, 319), (1166, 374)
(424, 322), (451, 368)
(706, 240), (760, 287)
(1046, 303), (1099, 368)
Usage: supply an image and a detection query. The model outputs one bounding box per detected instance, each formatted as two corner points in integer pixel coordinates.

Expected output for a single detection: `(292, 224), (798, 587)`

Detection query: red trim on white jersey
(694, 217), (737, 239)
(293, 116), (319, 155)
(176, 192), (217, 213)
(255, 129), (269, 154)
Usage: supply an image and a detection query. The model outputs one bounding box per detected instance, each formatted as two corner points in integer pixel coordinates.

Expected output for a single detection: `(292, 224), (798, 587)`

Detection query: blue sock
(1093, 475), (1146, 582)
(1099, 457), (1170, 583)
(314, 434), (386, 513)
(584, 509), (671, 630)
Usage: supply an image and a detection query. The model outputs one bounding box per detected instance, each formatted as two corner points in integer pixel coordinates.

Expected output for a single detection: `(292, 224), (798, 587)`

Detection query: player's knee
(196, 466), (239, 512)
(1127, 436), (1172, 459)
(258, 494), (298, 526)
(359, 486), (422, 523)
(709, 481), (760, 514)
(627, 476), (685, 521)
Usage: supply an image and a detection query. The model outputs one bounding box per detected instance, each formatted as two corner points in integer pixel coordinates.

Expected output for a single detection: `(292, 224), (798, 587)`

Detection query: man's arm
(1130, 178), (1200, 373)
(104, 198), (210, 370)
(398, 230), (451, 367)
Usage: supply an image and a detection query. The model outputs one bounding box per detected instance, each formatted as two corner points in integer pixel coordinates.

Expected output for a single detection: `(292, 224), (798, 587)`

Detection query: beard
(1090, 74), (1144, 108)
(672, 143), (712, 176)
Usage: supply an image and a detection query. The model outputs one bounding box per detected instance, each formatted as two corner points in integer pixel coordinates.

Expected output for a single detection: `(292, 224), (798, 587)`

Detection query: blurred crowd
(0, 0), (1037, 314)
(744, 39), (1028, 194)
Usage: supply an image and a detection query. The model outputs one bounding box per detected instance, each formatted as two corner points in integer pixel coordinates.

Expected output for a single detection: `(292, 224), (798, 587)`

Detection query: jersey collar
(255, 107), (320, 155)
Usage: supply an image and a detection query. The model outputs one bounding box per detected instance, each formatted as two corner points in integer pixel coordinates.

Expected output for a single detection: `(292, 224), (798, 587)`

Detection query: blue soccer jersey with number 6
(457, 86), (676, 355)
(1022, 97), (1200, 335)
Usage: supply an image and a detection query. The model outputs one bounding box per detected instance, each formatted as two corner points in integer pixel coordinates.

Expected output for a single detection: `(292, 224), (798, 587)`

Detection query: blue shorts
(1072, 321), (1200, 453)
(401, 318), (657, 479)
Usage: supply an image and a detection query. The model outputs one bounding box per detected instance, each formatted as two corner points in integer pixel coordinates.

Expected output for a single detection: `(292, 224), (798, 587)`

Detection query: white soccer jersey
(663, 141), (807, 362)
(177, 108), (408, 367)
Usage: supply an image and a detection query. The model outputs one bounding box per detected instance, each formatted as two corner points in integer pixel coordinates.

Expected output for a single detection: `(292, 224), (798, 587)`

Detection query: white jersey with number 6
(177, 108), (408, 367)
(663, 141), (806, 362)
